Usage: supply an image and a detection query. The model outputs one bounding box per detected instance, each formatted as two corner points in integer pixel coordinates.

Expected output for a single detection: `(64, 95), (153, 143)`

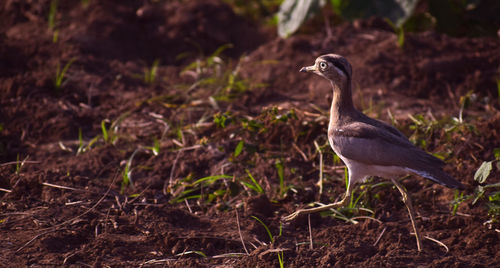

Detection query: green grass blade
(48, 0), (58, 30)
(101, 120), (108, 143)
(191, 175), (232, 187)
(54, 58), (76, 90)
(251, 216), (274, 243)
(234, 140), (244, 157)
(175, 250), (207, 257)
(152, 138), (160, 155)
(245, 169), (263, 194)
(76, 128), (84, 155)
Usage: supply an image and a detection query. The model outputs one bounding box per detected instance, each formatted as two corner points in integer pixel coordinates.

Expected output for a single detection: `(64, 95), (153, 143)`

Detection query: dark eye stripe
(332, 62), (349, 77)
(322, 56), (349, 78)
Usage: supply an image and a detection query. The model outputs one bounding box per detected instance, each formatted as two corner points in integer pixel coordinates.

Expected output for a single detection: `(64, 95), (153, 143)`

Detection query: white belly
(335, 149), (408, 184)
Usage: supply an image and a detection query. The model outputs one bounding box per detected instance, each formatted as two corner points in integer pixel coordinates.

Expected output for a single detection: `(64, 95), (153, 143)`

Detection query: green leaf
(474, 161), (493, 184)
(214, 112), (230, 128)
(234, 140), (244, 157)
(489, 191), (500, 202)
(277, 0), (325, 38)
(338, 0), (418, 27)
(493, 148), (500, 160)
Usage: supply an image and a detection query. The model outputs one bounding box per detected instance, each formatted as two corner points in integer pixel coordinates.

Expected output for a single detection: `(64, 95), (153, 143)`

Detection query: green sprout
(15, 154), (29, 175)
(169, 174), (234, 207)
(318, 171), (382, 223)
(243, 169), (264, 194)
(275, 159), (285, 197)
(181, 44), (254, 102)
(54, 58), (76, 90)
(121, 149), (140, 194)
(450, 160), (500, 224)
(76, 128), (84, 155)
(98, 119), (120, 145)
(251, 216), (284, 268)
(175, 250), (207, 258)
(145, 138), (160, 156)
(214, 112), (231, 128)
(385, 18), (405, 48)
(451, 190), (470, 216)
(144, 59), (160, 84)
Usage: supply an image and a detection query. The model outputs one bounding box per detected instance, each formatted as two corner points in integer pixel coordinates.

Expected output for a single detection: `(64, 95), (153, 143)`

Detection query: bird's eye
(319, 62), (328, 70)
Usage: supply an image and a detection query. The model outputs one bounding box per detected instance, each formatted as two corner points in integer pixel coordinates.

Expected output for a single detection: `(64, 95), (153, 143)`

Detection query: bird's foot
(282, 198), (349, 222)
(282, 210), (304, 222)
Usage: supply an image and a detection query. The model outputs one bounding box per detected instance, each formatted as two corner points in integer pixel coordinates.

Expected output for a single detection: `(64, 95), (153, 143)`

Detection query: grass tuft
(54, 58), (76, 90)
(244, 169), (264, 194)
(251, 216), (284, 267)
(144, 59), (160, 84)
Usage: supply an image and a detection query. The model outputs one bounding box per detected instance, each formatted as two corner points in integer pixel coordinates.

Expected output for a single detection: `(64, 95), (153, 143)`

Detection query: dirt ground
(1, 0), (499, 267)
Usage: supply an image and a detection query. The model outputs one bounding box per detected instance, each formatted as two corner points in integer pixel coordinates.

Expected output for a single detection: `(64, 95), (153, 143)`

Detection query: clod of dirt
(244, 194), (274, 218)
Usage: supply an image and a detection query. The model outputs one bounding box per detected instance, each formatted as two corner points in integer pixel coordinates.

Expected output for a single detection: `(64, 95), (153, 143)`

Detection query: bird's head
(300, 54), (352, 86)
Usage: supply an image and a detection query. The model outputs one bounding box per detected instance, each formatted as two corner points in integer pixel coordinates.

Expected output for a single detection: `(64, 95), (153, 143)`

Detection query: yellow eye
(319, 62), (328, 70)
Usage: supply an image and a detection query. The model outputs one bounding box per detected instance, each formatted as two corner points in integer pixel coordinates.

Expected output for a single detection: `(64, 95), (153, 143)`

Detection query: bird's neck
(329, 80), (355, 127)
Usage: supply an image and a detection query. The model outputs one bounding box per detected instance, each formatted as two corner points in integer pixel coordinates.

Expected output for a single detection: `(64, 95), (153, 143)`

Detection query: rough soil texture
(1, 0), (499, 267)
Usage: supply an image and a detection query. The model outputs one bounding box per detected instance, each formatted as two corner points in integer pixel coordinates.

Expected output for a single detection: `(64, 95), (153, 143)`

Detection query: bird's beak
(300, 65), (316, 73)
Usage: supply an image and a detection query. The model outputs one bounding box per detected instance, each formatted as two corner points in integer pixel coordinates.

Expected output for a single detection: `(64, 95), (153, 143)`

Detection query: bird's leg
(391, 178), (423, 252)
(283, 182), (353, 222)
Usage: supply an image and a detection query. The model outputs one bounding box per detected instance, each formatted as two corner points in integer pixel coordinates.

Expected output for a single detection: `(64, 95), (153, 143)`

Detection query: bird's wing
(359, 114), (411, 142)
(331, 121), (463, 188)
(331, 121), (444, 169)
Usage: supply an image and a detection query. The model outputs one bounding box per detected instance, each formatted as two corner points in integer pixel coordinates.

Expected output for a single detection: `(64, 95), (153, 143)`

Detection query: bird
(282, 54), (464, 251)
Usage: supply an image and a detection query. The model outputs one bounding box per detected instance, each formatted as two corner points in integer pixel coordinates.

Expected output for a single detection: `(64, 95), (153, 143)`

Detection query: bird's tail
(406, 167), (464, 189)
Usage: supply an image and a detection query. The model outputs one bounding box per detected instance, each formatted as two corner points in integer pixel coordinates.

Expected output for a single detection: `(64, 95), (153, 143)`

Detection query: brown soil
(1, 0), (499, 267)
